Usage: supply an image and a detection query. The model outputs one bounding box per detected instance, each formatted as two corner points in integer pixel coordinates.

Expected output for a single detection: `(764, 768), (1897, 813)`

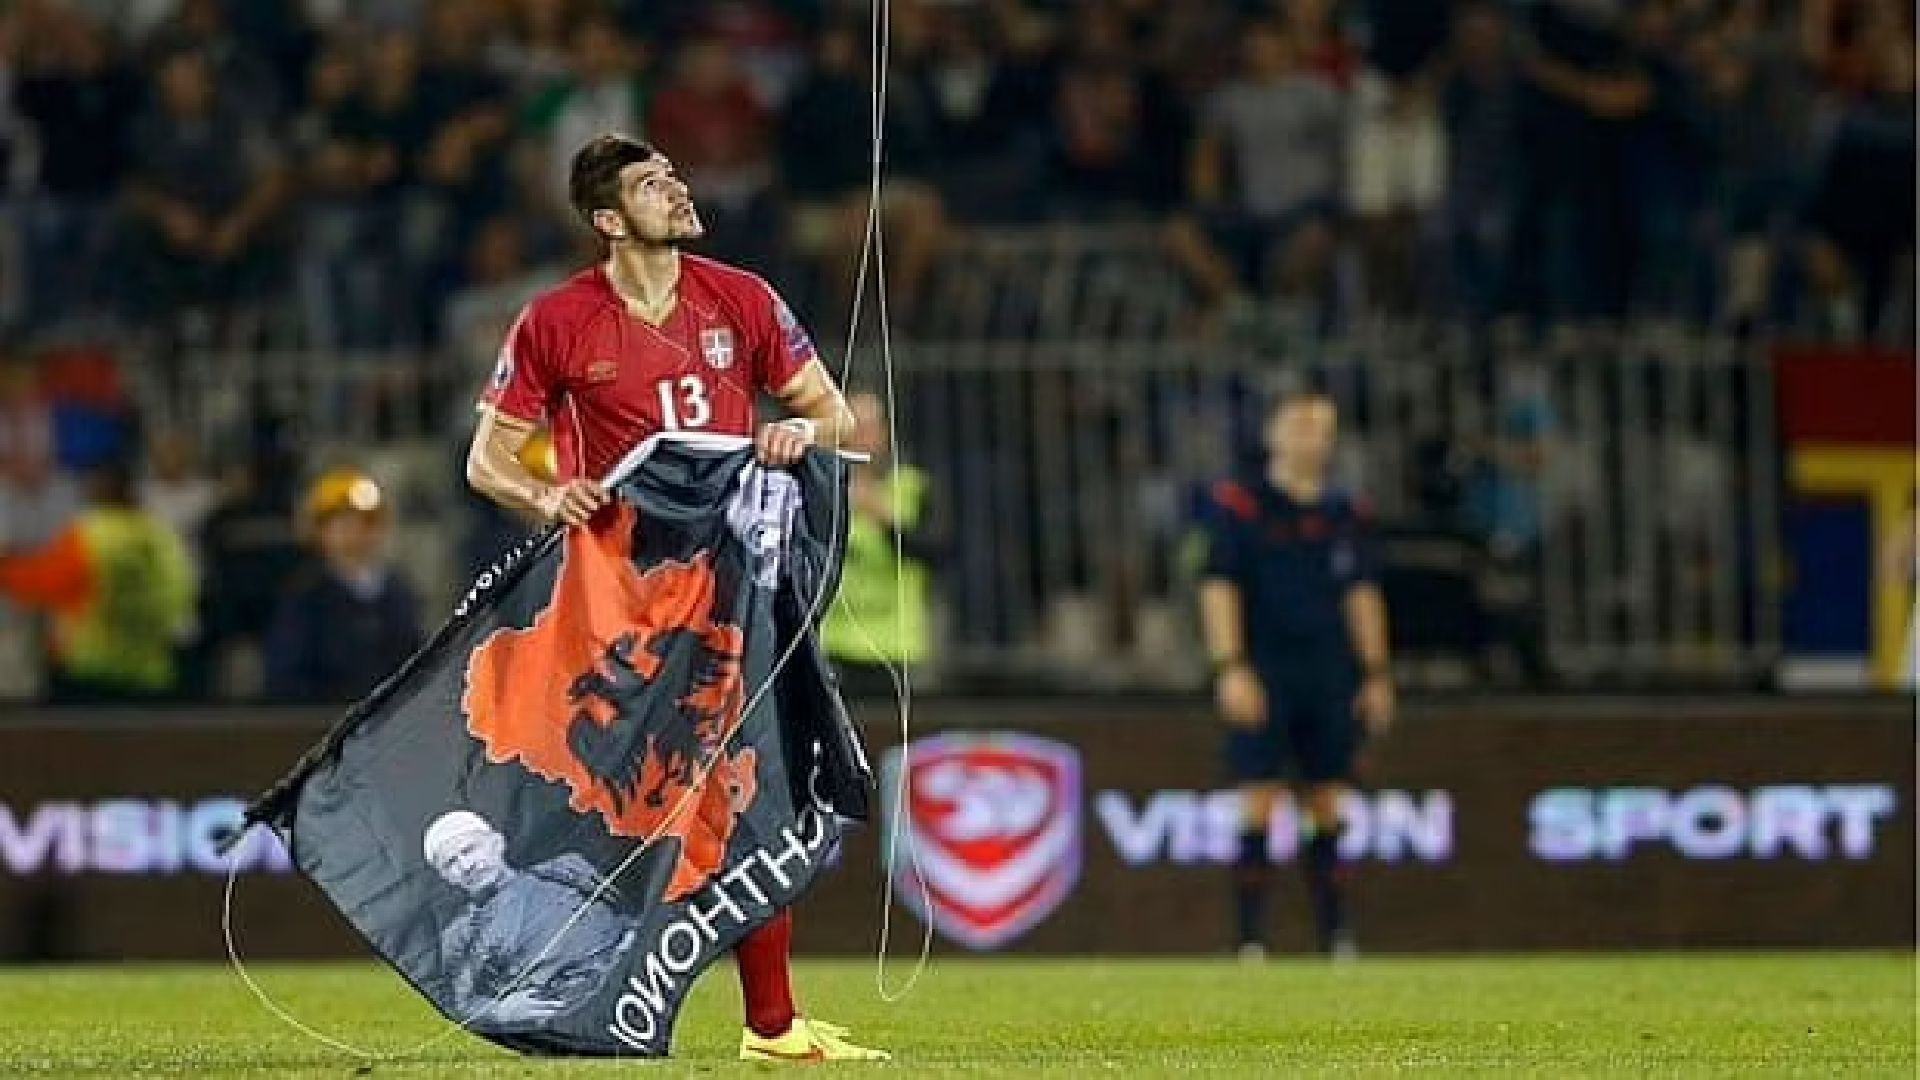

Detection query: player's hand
(756, 418), (815, 467)
(535, 479), (609, 527)
(1215, 662), (1267, 730)
(1354, 673), (1396, 736)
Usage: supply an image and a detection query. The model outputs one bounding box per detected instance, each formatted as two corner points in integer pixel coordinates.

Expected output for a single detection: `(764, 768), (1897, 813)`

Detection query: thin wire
(866, 0), (934, 1004)
(223, 829), (379, 1060)
(812, 0), (934, 1001)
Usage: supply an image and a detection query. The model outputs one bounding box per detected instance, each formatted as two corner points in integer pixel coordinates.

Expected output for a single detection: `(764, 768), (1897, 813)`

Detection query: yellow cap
(303, 466), (387, 527)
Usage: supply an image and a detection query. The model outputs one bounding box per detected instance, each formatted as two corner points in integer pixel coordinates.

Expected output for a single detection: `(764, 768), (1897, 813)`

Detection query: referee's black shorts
(1224, 658), (1359, 785)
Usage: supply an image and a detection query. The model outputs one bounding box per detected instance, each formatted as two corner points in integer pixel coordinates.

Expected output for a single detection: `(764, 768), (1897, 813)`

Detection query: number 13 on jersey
(656, 375), (711, 430)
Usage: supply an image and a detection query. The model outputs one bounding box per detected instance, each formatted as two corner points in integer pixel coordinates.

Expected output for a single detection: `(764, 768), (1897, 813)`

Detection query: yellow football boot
(739, 1018), (890, 1062)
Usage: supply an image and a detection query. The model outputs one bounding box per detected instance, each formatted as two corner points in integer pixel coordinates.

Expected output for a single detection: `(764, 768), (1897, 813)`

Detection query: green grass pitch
(0, 954), (1911, 1076)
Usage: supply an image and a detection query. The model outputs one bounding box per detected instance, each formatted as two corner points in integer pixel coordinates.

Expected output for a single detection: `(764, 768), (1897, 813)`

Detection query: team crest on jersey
(700, 327), (736, 370)
(880, 733), (1082, 950)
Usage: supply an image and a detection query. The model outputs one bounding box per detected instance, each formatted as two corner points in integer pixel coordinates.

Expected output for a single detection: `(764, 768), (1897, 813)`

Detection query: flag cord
(223, 842), (380, 1060)
(223, 0), (926, 1058)
(805, 0), (936, 1003)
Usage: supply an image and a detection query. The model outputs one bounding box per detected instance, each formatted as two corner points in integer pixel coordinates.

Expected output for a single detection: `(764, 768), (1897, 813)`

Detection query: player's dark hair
(568, 133), (658, 235)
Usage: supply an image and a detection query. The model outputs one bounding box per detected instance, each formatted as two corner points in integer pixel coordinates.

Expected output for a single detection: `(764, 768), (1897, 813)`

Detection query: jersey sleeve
(480, 302), (563, 422)
(1342, 497), (1382, 588)
(1196, 494), (1247, 584)
(749, 279), (819, 394)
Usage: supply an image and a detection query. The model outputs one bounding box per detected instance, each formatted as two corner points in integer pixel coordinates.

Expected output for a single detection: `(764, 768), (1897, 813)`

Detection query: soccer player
(463, 133), (885, 1062)
(1196, 387), (1395, 959)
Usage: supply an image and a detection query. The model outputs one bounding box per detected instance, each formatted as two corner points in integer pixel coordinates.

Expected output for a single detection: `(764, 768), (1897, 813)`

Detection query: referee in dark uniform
(1197, 386), (1395, 959)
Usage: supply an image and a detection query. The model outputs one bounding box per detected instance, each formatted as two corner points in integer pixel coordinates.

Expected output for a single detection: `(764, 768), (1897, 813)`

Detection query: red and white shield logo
(881, 733), (1081, 950)
(700, 327), (735, 369)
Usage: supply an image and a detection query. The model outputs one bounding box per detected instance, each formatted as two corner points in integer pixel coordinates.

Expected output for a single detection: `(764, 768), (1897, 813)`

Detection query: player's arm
(1344, 582), (1396, 735)
(761, 358), (856, 466)
(1195, 492), (1266, 727)
(1200, 577), (1267, 729)
(464, 407), (606, 526)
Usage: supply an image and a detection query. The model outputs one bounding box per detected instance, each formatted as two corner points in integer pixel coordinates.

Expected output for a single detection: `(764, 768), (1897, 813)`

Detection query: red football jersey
(481, 255), (819, 481)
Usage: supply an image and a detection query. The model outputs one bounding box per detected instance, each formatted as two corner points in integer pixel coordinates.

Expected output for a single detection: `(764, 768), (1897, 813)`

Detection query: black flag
(242, 435), (872, 1056)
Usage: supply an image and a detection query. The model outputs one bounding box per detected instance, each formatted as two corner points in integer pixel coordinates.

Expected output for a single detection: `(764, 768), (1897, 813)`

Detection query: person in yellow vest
(0, 455), (196, 701)
(823, 392), (939, 697)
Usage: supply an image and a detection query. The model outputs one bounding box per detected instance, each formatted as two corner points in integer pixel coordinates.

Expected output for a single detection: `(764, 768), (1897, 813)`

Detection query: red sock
(735, 908), (797, 1037)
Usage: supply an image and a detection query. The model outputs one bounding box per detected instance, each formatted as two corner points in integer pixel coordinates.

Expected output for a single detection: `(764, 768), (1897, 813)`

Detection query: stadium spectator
(0, 349), (80, 552)
(1439, 1), (1522, 320)
(1346, 66), (1445, 315)
(823, 391), (941, 695)
(493, 0), (586, 94)
(1042, 3), (1186, 219)
(1691, 0), (1810, 330)
(1464, 374), (1553, 683)
(120, 46), (290, 339)
(687, 0), (808, 110)
(137, 427), (219, 582)
(143, 0), (285, 123)
(522, 15), (653, 215)
(1799, 7), (1915, 340)
(192, 413), (304, 698)
(0, 454), (195, 702)
(410, 0), (516, 295)
(1620, 0), (1710, 317)
(290, 40), (409, 348)
(1512, 0), (1653, 320)
(648, 34), (777, 265)
(778, 21), (946, 329)
(264, 465), (422, 703)
(1272, 0), (1358, 91)
(912, 3), (1051, 220)
(11, 8), (136, 329)
(1168, 22), (1346, 320)
(347, 29), (441, 344)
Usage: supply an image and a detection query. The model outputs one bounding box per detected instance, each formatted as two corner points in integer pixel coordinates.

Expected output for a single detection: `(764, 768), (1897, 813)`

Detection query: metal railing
(147, 323), (1781, 689)
(912, 225), (1191, 342)
(854, 324), (1779, 688)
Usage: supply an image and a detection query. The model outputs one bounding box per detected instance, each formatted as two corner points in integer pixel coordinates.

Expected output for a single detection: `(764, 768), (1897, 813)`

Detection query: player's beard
(621, 207), (704, 247)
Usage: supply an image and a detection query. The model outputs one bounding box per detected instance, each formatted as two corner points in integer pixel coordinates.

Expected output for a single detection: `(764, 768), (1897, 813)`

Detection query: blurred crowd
(0, 337), (421, 702)
(0, 0), (1911, 348)
(0, 0), (1911, 702)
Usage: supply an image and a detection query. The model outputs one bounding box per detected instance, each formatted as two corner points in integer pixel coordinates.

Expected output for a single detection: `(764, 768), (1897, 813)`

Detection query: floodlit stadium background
(0, 0), (1913, 980)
